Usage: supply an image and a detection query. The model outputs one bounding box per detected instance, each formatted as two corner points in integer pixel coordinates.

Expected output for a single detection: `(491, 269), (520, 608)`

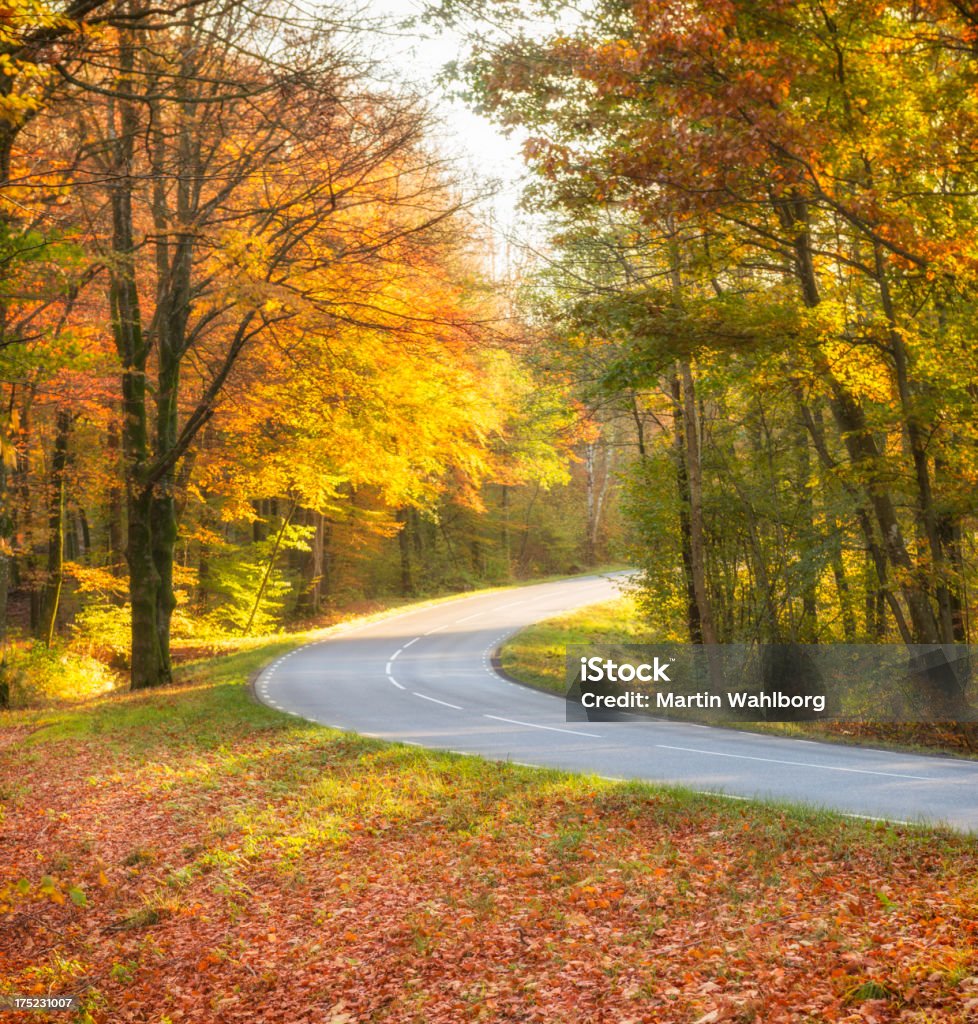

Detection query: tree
(39, 0), (470, 686)
(441, 0), (978, 666)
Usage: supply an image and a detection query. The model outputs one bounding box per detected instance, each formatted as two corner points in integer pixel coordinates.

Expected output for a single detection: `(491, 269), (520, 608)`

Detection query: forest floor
(499, 597), (978, 759)
(3, 622), (978, 1023)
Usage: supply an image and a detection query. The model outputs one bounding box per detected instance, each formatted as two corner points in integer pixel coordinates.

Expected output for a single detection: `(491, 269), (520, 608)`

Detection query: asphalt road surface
(256, 573), (978, 832)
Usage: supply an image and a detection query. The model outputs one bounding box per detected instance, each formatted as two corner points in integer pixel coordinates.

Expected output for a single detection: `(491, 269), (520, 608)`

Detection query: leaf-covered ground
(3, 641), (978, 1023)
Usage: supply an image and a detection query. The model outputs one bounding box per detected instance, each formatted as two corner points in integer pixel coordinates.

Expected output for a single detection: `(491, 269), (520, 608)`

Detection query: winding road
(256, 572), (978, 832)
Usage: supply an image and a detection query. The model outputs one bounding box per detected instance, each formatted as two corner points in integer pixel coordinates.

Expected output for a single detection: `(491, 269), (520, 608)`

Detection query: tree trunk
(108, 48), (171, 688)
(671, 373), (701, 643)
(128, 486), (167, 688)
(0, 458), (11, 643)
(295, 509), (326, 617)
(149, 491), (176, 681)
(795, 415), (818, 641)
(680, 361), (718, 648)
(584, 442), (598, 565)
(500, 484), (511, 577)
(396, 508), (413, 595)
(874, 245), (953, 642)
(781, 201), (942, 645)
(106, 418), (124, 573)
(829, 532), (857, 642)
(40, 408), (70, 646)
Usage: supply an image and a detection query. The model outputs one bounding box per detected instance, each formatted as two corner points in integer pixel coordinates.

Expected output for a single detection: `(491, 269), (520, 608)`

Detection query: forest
(6, 0), (978, 703)
(0, 0), (620, 703)
(6, 4), (978, 1023)
(448, 0), (978, 658)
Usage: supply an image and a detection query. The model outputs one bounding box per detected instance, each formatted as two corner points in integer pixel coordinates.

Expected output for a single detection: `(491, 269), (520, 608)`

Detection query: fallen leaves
(2, 683), (977, 1023)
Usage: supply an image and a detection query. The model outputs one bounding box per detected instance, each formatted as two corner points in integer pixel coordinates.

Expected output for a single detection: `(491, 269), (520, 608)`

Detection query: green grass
(499, 596), (978, 759)
(498, 594), (650, 693)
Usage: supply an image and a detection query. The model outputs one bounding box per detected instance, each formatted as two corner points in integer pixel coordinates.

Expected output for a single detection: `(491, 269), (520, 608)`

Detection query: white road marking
(387, 673), (405, 691)
(484, 714), (603, 739)
(413, 692), (463, 710)
(390, 649), (402, 661)
(696, 790), (748, 801)
(402, 637), (420, 649)
(385, 661), (393, 673)
(454, 610), (487, 624)
(655, 744), (933, 781)
(843, 812), (913, 825)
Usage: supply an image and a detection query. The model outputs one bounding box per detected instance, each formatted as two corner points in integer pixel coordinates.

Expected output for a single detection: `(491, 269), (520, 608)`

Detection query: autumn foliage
(0, 1), (596, 695)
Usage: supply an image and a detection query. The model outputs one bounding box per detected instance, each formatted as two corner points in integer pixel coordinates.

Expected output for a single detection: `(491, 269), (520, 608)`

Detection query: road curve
(256, 573), (978, 832)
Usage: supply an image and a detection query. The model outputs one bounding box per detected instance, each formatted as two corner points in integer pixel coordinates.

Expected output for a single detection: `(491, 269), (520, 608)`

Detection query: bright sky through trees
(363, 0), (531, 254)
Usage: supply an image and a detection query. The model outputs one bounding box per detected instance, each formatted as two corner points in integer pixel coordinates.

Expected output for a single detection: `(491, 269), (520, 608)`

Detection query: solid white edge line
(484, 714), (602, 739)
(413, 691), (463, 710)
(655, 743), (933, 781)
(843, 812), (913, 826)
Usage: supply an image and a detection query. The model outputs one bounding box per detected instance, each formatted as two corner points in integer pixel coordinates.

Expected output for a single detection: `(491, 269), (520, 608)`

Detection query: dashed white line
(655, 744), (933, 781)
(390, 649), (402, 661)
(454, 610), (486, 624)
(402, 637), (420, 649)
(484, 714), (603, 739)
(387, 673), (405, 691)
(413, 691), (463, 710)
(385, 661), (393, 673)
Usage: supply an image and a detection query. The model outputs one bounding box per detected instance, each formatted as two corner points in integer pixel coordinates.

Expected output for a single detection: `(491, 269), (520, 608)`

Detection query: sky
(361, 0), (535, 261)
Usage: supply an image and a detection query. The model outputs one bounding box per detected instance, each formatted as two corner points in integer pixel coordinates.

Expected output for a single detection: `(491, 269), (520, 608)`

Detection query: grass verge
(2, 629), (977, 1022)
(499, 597), (978, 759)
(497, 595), (650, 693)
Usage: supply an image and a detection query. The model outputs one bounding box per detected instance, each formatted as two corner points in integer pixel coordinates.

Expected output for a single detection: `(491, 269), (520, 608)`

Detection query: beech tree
(34, 0), (464, 687)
